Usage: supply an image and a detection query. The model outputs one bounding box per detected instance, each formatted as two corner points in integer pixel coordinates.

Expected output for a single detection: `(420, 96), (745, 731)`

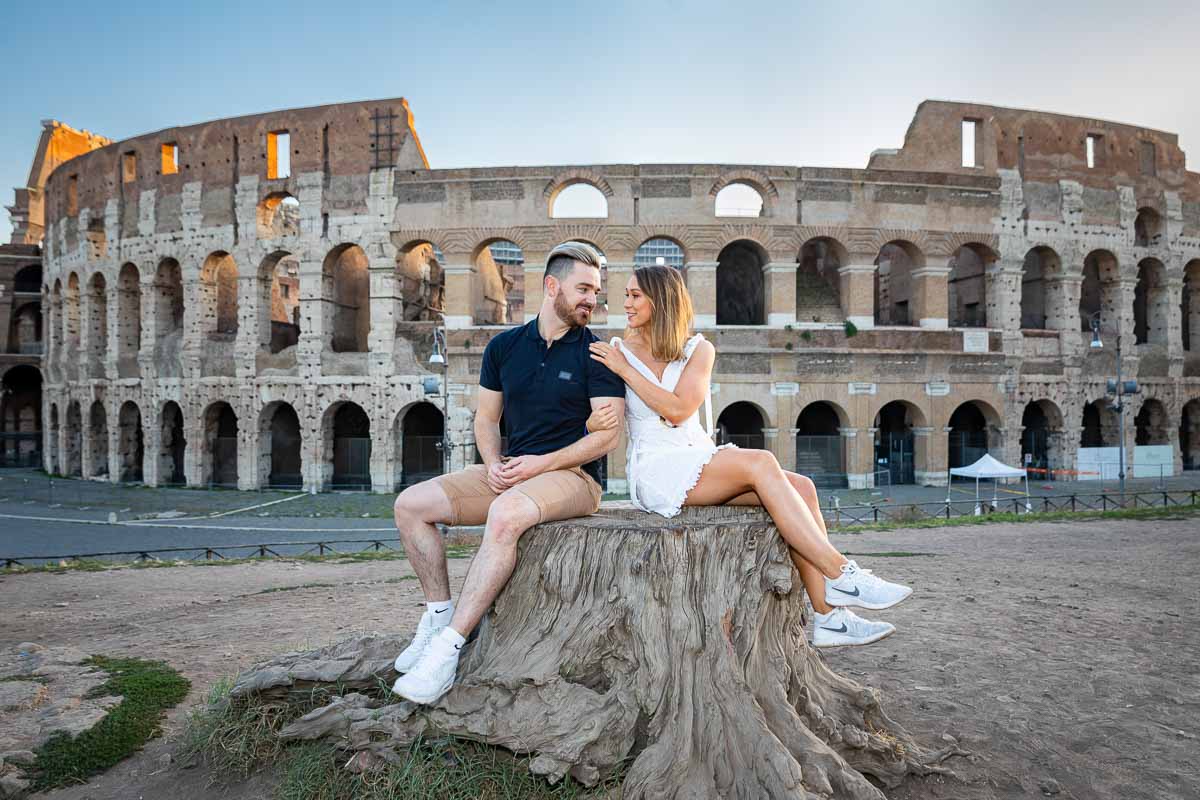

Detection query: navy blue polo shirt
(479, 316), (625, 485)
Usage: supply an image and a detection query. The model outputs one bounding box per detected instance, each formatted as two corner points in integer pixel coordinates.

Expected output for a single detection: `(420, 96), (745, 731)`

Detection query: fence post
(1071, 494), (1076, 512)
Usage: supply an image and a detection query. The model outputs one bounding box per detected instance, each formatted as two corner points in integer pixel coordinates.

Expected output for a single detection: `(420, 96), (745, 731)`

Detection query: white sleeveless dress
(615, 333), (735, 518)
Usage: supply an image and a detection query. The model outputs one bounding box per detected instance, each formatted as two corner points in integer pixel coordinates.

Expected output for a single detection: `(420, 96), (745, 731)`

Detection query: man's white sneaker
(825, 560), (912, 610)
(812, 607), (895, 649)
(393, 609), (448, 674)
(391, 627), (463, 705)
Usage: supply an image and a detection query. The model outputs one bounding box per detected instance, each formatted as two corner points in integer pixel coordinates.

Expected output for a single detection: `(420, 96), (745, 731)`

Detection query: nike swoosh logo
(832, 586), (860, 597)
(433, 608), (448, 614)
(820, 624), (849, 633)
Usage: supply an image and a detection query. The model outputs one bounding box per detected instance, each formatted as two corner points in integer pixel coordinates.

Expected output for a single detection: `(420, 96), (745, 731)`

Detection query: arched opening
(874, 401), (925, 486)
(86, 273), (107, 372)
(259, 402), (302, 489)
(63, 401), (83, 477)
(550, 182), (608, 218)
(200, 252), (239, 337)
(1183, 261), (1200, 352)
(7, 303), (41, 355)
(1135, 398), (1169, 446)
(117, 401), (143, 482)
(473, 240), (523, 324)
(116, 263), (142, 378)
(716, 241), (766, 325)
(13, 265), (41, 293)
(796, 238), (845, 323)
(398, 402), (445, 488)
(325, 402), (371, 489)
(203, 402), (239, 488)
(256, 192), (300, 239)
(0, 365), (42, 467)
(1134, 207), (1163, 248)
(1021, 399), (1064, 481)
(1080, 250), (1120, 332)
(1080, 399), (1118, 448)
(714, 183), (764, 218)
(874, 241), (922, 326)
(716, 402), (765, 450)
(47, 403), (59, 472)
(322, 244), (370, 352)
(88, 400), (108, 478)
(47, 281), (63, 382)
(949, 245), (992, 328)
(795, 401), (845, 488)
(1181, 399), (1200, 471)
(1133, 258), (1169, 346)
(64, 273), (82, 359)
(153, 258), (184, 352)
(159, 401), (185, 485)
(1020, 247), (1062, 330)
(259, 251), (301, 354)
(635, 238), (685, 269)
(948, 401), (997, 471)
(398, 242), (445, 322)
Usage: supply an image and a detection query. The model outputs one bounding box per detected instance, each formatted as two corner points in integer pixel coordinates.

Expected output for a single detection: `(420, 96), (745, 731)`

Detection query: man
(391, 241), (626, 704)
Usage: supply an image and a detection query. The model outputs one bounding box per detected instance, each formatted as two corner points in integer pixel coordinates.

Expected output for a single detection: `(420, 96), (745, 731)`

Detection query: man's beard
(554, 292), (593, 327)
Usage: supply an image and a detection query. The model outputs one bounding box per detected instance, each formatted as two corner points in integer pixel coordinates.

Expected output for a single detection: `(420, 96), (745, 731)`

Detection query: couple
(391, 241), (912, 705)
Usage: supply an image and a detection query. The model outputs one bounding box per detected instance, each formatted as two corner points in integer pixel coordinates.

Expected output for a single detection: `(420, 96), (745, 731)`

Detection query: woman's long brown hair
(630, 265), (694, 362)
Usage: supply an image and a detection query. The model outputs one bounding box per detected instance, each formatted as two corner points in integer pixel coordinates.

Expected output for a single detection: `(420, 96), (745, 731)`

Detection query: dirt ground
(2, 516), (1198, 800)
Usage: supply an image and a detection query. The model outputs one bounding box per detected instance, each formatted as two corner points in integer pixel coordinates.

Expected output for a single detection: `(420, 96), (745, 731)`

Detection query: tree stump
(232, 504), (960, 798)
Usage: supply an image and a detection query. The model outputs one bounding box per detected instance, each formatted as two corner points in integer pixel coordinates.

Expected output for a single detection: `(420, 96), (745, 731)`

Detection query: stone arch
(947, 400), (1001, 470)
(1020, 246), (1063, 330)
(117, 400), (144, 482)
(873, 400), (927, 486)
(1134, 397), (1170, 446)
(0, 365), (42, 467)
(543, 171), (614, 200)
(1080, 398), (1119, 448)
(1134, 206), (1163, 248)
(7, 302), (42, 355)
(322, 244), (370, 352)
(200, 251), (239, 336)
(1079, 250), (1120, 333)
(320, 400), (372, 489)
(1181, 398), (1200, 470)
(1133, 258), (1169, 345)
(715, 401), (768, 449)
(949, 243), (996, 328)
(85, 272), (107, 370)
(634, 236), (687, 269)
(796, 237), (847, 323)
(64, 273), (82, 359)
(256, 191), (300, 239)
(116, 263), (142, 378)
(63, 400), (83, 477)
(13, 264), (41, 292)
(716, 240), (767, 325)
(394, 400), (445, 488)
(159, 400), (186, 485)
(87, 400), (109, 478)
(1021, 399), (1066, 479)
(397, 240), (444, 322)
(472, 238), (524, 324)
(874, 241), (924, 326)
(258, 250), (301, 354)
(202, 401), (239, 487)
(548, 180), (609, 219)
(259, 401), (302, 489)
(714, 183), (765, 218)
(1183, 259), (1200, 352)
(794, 400), (847, 487)
(710, 170), (778, 216)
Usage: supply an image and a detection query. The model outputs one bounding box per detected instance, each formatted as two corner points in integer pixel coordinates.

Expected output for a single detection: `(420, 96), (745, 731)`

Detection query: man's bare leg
(393, 480), (454, 602)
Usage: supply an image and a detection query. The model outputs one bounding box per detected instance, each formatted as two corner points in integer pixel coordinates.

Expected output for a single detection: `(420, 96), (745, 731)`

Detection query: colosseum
(5, 97), (1200, 493)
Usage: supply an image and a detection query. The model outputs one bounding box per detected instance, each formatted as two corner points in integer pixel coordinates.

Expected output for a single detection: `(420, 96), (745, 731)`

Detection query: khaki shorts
(433, 464), (602, 526)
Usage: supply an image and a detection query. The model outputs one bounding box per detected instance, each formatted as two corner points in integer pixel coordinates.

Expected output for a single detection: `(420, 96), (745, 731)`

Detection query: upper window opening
(268, 131), (291, 179)
(1139, 141), (1157, 176)
(551, 183), (608, 218)
(122, 152), (137, 183)
(1085, 134), (1102, 169)
(161, 142), (179, 175)
(67, 175), (78, 215)
(714, 183), (764, 218)
(961, 119), (981, 168)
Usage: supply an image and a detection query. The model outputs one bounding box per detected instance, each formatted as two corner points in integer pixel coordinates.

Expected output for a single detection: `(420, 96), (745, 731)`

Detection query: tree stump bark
(232, 504), (959, 799)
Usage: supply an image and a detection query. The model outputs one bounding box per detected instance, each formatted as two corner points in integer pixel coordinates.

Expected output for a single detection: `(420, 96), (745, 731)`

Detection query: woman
(587, 265), (910, 648)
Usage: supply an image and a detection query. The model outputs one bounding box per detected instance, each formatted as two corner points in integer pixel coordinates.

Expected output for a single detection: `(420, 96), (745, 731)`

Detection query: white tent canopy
(947, 454), (1031, 514)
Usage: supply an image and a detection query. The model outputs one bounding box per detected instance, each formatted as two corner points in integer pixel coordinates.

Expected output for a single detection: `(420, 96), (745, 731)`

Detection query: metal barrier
(3, 538), (401, 569)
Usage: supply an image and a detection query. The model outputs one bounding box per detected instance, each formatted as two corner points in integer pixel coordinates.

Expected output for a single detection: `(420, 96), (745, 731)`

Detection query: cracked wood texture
(233, 504), (956, 798)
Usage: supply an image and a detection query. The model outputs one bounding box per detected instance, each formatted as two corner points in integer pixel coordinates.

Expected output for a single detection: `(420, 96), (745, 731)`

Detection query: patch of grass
(276, 738), (623, 800)
(30, 655), (190, 791)
(253, 582), (338, 596)
(0, 673), (50, 684)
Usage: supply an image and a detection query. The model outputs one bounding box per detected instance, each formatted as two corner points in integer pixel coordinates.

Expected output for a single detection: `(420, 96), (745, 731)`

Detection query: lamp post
(427, 325), (450, 475)
(1088, 311), (1138, 504)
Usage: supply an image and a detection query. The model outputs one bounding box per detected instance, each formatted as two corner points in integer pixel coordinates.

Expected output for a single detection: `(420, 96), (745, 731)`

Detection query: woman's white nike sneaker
(824, 560), (912, 610)
(812, 607), (896, 648)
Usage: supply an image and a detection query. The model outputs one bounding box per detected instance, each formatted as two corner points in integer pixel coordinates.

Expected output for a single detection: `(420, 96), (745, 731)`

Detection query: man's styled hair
(544, 241), (604, 283)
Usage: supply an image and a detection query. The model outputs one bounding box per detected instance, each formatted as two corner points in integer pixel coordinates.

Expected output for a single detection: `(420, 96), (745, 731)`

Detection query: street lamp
(1088, 311), (1139, 503)
(424, 326), (450, 475)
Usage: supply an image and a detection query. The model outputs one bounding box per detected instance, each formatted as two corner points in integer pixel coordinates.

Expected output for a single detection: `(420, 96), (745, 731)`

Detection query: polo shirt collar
(526, 314), (584, 344)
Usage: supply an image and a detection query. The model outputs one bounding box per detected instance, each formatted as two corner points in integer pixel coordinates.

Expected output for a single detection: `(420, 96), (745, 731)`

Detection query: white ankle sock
(427, 599), (454, 623)
(432, 626), (466, 654)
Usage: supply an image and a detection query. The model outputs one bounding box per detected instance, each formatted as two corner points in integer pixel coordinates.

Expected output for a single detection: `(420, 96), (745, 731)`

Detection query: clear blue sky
(3, 0), (1199, 243)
